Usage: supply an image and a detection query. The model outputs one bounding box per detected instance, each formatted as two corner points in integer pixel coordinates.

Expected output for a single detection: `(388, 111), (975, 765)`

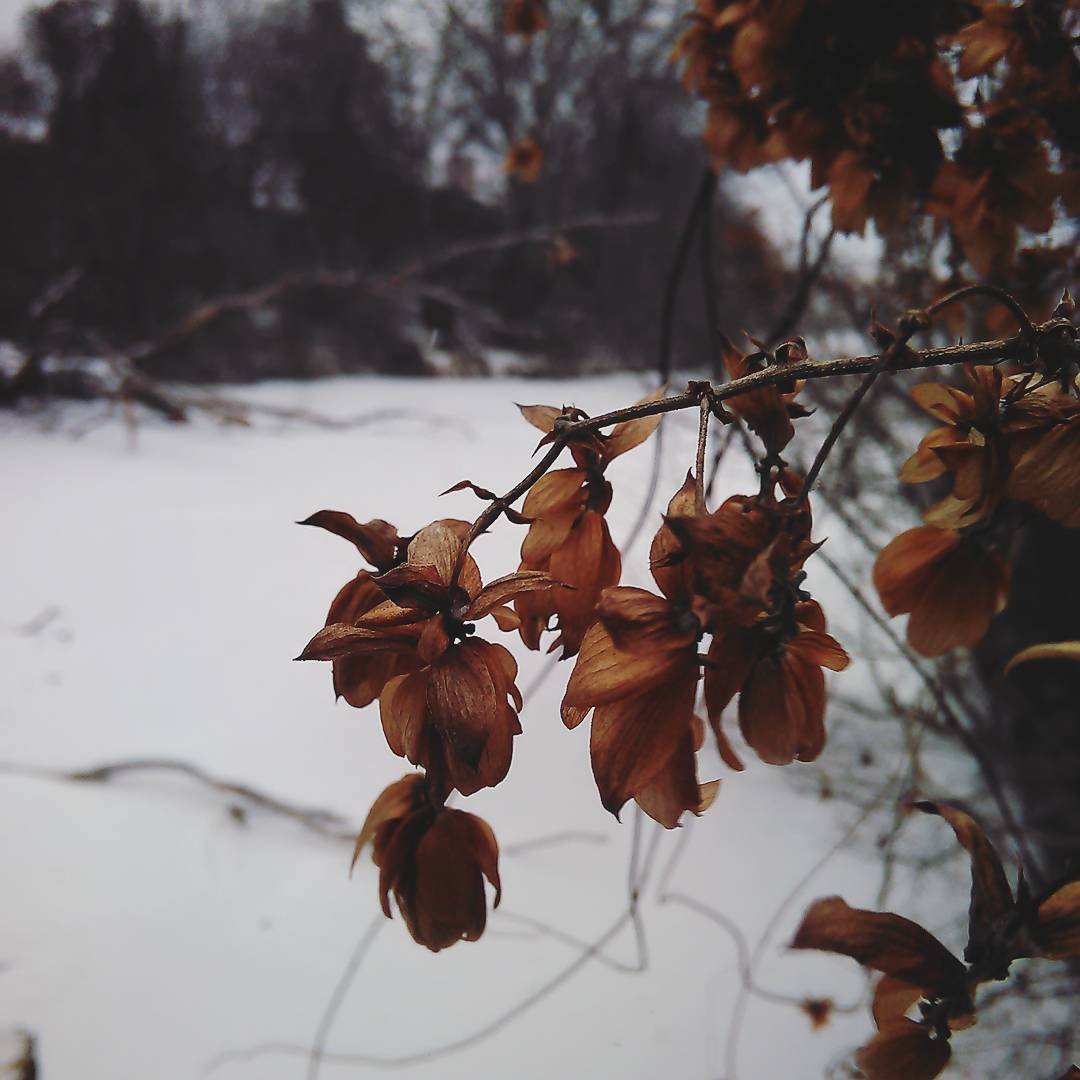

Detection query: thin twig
(704, 421), (739, 503)
(695, 395), (710, 512)
(306, 915), (384, 1080)
(698, 169), (723, 379)
(796, 332), (914, 506)
(767, 194), (834, 346)
(659, 168), (715, 382)
(814, 549), (1043, 885)
(448, 326), (1047, 589)
(720, 767), (906, 1080)
(204, 914), (635, 1073)
(490, 910), (644, 973)
(207, 774), (662, 1077)
(501, 830), (608, 856)
(662, 892), (861, 1013)
(928, 283), (1038, 347)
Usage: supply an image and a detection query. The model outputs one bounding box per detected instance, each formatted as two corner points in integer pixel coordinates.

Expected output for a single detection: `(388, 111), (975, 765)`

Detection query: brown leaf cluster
(513, 389), (664, 657)
(792, 801), (1080, 1078)
(294, 393), (669, 947)
(300, 517), (558, 799)
(561, 454), (848, 827)
(354, 773), (501, 952)
(718, 333), (812, 457)
(874, 356), (1080, 656)
(673, 0), (1077, 271)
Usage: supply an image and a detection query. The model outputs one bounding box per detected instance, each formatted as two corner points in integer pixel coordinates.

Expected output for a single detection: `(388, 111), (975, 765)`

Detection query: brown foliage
(674, 0), (1077, 273)
(792, 801), (1080, 1077)
(296, 288), (1078, 965)
(355, 773), (501, 951)
(874, 348), (1080, 656)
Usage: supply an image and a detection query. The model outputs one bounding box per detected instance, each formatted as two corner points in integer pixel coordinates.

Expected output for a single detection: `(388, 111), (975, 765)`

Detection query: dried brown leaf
(791, 897), (966, 996)
(297, 623), (416, 661)
(299, 511), (399, 570)
(467, 570), (559, 619)
(913, 801), (1014, 966)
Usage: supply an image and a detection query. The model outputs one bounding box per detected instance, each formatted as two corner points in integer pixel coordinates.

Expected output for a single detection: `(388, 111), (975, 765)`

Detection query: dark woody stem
(446, 317), (1069, 591)
(794, 285), (1043, 509)
(695, 396), (710, 514)
(927, 283), (1039, 348)
(660, 168), (715, 382)
(795, 331), (915, 507)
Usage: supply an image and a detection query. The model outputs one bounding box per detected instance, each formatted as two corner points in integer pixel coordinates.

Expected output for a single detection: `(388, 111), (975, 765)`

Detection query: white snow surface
(0, 375), (931, 1080)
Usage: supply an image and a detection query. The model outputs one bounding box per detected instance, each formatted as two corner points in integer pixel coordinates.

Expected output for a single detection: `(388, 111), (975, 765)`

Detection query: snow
(1, 376), (929, 1079)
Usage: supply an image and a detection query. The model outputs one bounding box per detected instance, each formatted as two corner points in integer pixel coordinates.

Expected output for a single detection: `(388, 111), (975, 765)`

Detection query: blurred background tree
(0, 0), (789, 381)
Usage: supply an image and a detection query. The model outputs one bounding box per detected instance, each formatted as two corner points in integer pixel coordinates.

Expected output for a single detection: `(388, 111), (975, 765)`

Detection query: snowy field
(0, 375), (939, 1079)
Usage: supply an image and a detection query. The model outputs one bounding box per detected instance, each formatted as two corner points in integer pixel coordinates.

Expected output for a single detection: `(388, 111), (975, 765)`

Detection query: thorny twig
(695, 394), (711, 513)
(448, 317), (1063, 590)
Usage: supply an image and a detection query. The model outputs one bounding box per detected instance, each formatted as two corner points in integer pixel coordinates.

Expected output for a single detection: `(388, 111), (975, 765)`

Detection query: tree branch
(448, 322), (1059, 587)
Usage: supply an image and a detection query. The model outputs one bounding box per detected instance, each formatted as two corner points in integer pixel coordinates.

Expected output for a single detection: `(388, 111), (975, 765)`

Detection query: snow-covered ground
(1, 375), (939, 1080)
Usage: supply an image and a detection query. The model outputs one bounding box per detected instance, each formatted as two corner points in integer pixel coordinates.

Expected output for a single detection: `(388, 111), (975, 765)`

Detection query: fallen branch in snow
(0, 757), (353, 841)
(143, 211), (650, 365)
(11, 606), (62, 637)
(3, 212), (655, 424)
(0, 755), (611, 858)
(0, 352), (189, 424)
(170, 395), (474, 435)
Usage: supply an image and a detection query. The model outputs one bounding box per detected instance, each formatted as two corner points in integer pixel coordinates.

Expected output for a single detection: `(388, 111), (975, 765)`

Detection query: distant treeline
(0, 0), (792, 381)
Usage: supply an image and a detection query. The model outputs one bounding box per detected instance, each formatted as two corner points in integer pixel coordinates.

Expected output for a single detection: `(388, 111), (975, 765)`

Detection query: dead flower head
(560, 476), (719, 827)
(355, 773), (501, 952)
(719, 334), (811, 456)
(300, 519), (557, 795)
(298, 511), (419, 708)
(793, 896), (968, 1080)
(792, 800), (1080, 1079)
(707, 596), (850, 766)
(514, 390), (664, 657)
(873, 525), (1009, 657)
(668, 488), (848, 767)
(899, 364), (1047, 529)
(1008, 403), (1080, 528)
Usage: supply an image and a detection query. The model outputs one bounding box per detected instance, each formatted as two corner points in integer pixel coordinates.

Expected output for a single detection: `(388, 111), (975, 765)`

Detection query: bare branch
(448, 322), (1058, 589)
